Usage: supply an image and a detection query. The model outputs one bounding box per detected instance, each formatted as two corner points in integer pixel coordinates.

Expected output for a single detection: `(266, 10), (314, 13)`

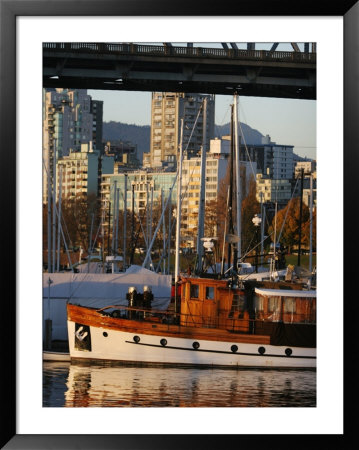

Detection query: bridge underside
(43, 46), (316, 99)
(44, 76), (315, 99)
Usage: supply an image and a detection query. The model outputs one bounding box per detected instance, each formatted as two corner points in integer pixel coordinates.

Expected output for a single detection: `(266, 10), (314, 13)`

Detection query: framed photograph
(1, 0), (356, 448)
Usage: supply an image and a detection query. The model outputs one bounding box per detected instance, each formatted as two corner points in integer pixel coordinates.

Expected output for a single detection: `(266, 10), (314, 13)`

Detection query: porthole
(103, 332), (108, 337)
(258, 346), (266, 355)
(231, 345), (238, 353)
(160, 338), (167, 347)
(133, 335), (140, 343)
(192, 341), (200, 350)
(285, 348), (293, 356)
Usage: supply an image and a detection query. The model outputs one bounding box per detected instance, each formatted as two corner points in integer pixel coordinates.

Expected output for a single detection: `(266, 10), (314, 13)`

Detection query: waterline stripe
(125, 341), (316, 359)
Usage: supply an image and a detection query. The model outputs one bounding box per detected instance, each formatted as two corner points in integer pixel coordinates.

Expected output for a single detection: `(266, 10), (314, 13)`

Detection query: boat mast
(47, 144), (52, 273)
(196, 97), (208, 273)
(297, 168), (304, 266)
(221, 186), (230, 276)
(56, 165), (63, 272)
(87, 212), (94, 273)
(174, 119), (184, 283)
(260, 192), (265, 267)
(123, 173), (127, 268)
(162, 188), (166, 273)
(111, 180), (117, 255)
(130, 183), (135, 265)
(167, 189), (172, 274)
(227, 104), (236, 274)
(234, 94), (242, 259)
(309, 173), (313, 272)
(52, 138), (57, 273)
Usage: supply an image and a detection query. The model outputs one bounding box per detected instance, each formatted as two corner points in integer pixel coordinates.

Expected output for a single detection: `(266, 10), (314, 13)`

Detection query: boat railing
(96, 304), (174, 317)
(94, 304), (315, 330)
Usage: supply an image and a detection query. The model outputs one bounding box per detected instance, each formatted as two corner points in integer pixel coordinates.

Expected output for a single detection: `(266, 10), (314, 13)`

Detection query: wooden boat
(66, 96), (316, 369)
(66, 277), (316, 368)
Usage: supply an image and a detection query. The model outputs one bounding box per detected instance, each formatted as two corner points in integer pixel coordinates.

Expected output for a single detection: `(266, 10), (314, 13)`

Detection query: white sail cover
(43, 265), (172, 308)
(43, 266), (172, 340)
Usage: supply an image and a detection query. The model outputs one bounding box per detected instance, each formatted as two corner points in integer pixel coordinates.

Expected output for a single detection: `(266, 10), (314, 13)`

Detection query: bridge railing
(43, 42), (316, 63)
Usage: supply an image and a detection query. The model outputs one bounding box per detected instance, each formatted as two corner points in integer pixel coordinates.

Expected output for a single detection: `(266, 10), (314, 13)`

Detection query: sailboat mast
(298, 168), (304, 266)
(196, 98), (208, 272)
(162, 189), (166, 273)
(167, 189), (172, 275)
(56, 165), (63, 272)
(123, 173), (127, 268)
(47, 144), (52, 273)
(174, 119), (184, 283)
(234, 94), (242, 259)
(227, 104), (234, 271)
(309, 173), (313, 272)
(52, 139), (57, 273)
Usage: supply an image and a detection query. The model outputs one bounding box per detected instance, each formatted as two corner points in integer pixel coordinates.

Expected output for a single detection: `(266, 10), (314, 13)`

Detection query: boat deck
(67, 303), (271, 345)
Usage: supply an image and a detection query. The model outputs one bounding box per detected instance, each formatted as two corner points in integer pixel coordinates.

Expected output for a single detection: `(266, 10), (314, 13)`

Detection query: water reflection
(43, 362), (316, 407)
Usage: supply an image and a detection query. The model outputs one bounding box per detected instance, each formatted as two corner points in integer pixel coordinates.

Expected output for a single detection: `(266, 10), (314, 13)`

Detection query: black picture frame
(1, 0), (356, 448)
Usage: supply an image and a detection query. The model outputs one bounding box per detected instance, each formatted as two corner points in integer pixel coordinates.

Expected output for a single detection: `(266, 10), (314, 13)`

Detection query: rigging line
(43, 158), (72, 247)
(183, 102), (203, 153)
(237, 120), (257, 180)
(216, 101), (231, 129)
(155, 207), (177, 273)
(243, 233), (256, 259)
(240, 229), (275, 261)
(89, 205), (105, 254)
(138, 214), (154, 268)
(236, 97), (257, 180)
(42, 157), (74, 266)
(176, 103), (204, 205)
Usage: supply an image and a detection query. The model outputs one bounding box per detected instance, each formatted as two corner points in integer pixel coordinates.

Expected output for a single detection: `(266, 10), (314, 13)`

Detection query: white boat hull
(67, 320), (316, 369)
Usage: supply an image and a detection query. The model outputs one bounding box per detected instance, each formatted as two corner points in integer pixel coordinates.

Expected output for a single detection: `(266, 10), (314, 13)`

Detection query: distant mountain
(102, 121), (307, 163)
(103, 121), (151, 161)
(214, 122), (265, 145)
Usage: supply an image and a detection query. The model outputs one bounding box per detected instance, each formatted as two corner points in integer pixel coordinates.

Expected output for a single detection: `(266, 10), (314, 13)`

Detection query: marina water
(43, 362), (316, 407)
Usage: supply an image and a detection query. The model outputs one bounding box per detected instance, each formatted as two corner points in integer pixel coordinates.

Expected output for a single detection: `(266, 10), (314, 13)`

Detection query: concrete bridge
(43, 42), (316, 100)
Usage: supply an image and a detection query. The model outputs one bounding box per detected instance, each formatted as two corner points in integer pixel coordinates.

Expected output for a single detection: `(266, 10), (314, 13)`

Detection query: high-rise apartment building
(90, 100), (104, 153)
(180, 139), (256, 247)
(42, 88), (103, 202)
(238, 135), (294, 180)
(56, 143), (114, 202)
(256, 173), (292, 204)
(143, 92), (215, 169)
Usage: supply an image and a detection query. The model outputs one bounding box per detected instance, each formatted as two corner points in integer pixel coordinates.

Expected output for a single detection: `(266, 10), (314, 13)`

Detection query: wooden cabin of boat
(179, 277), (316, 347)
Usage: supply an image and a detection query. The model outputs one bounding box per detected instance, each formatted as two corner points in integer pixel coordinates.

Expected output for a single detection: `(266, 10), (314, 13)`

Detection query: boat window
(190, 284), (199, 298)
(283, 297), (296, 314)
(268, 296), (281, 313)
(206, 286), (215, 299)
(233, 294), (246, 311)
(254, 294), (264, 312)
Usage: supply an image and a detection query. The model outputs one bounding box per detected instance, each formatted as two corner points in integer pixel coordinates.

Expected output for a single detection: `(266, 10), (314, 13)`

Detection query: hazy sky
(89, 89), (316, 160)
(87, 42), (316, 160)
